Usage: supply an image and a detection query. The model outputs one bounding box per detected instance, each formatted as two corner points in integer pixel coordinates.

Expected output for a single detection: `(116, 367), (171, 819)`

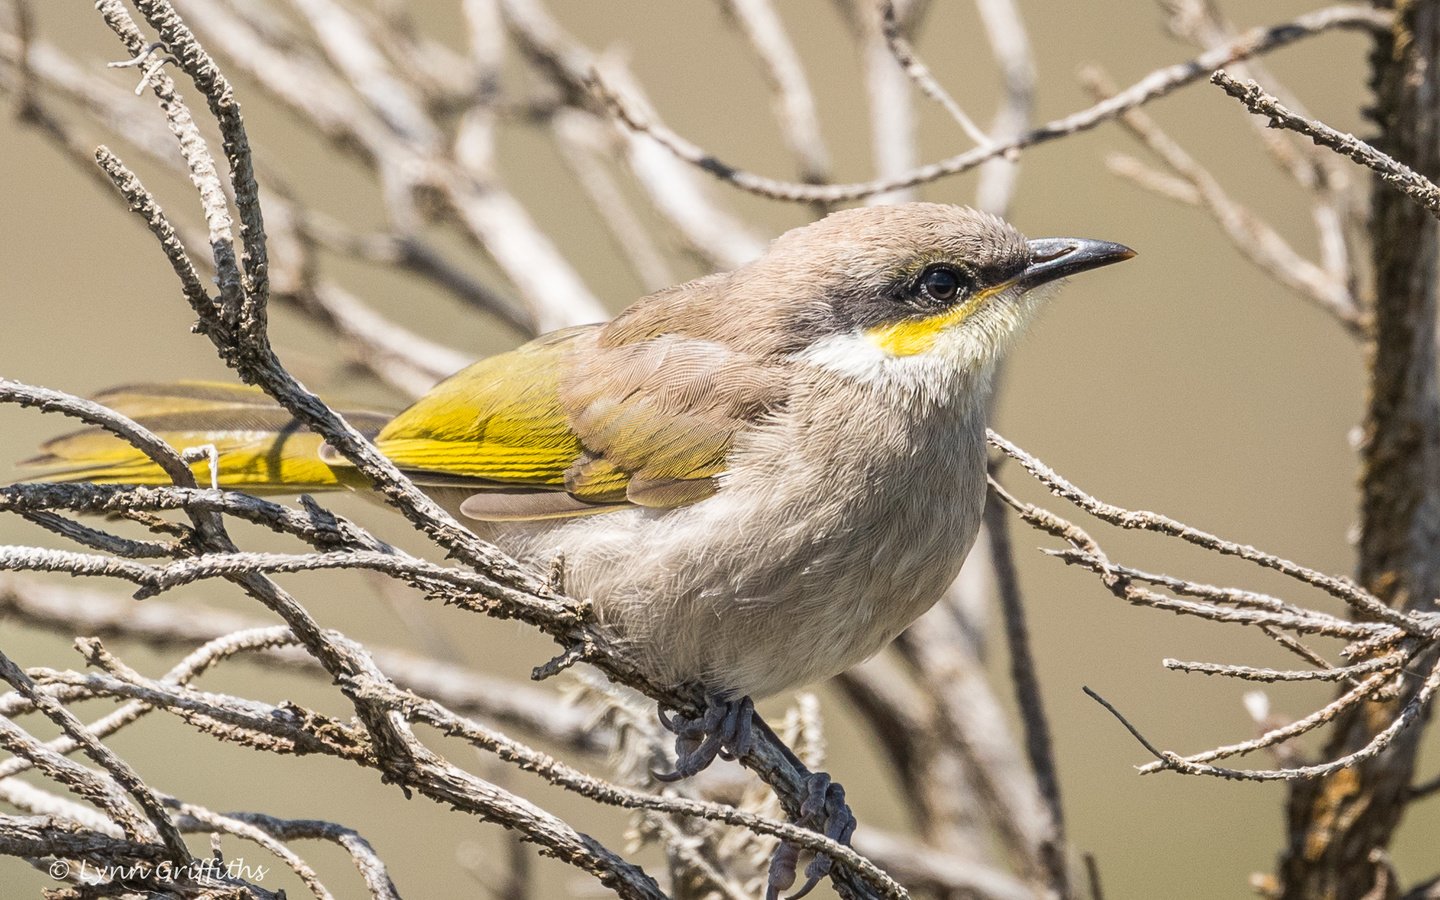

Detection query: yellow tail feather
(15, 382), (390, 491)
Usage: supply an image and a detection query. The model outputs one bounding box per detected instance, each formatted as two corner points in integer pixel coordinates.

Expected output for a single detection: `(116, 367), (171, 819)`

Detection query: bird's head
(728, 203), (1134, 381)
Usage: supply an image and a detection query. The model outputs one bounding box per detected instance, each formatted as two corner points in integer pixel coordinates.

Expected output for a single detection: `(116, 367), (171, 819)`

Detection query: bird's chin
(927, 283), (1050, 372)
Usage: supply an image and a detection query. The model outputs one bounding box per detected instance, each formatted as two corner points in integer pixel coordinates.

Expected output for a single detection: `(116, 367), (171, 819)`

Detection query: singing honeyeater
(21, 202), (1131, 783)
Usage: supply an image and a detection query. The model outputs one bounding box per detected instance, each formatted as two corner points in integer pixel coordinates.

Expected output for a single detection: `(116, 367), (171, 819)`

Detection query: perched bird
(22, 203), (1131, 893)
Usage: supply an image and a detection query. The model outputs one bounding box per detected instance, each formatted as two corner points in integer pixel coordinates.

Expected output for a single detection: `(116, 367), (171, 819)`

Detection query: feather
(16, 382), (387, 489)
(365, 316), (786, 518)
(458, 490), (618, 521)
(20, 289), (789, 515)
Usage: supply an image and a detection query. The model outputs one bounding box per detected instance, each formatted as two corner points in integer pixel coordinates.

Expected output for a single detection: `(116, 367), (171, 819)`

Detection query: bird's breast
(493, 365), (993, 699)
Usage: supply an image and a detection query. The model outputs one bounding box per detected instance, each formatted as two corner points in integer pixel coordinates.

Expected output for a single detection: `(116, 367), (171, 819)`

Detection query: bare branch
(1212, 70), (1440, 221)
(722, 0), (832, 183)
(1161, 652), (1403, 683)
(988, 429), (1421, 633)
(879, 0), (991, 146)
(972, 0), (1036, 215)
(1083, 65), (1363, 334)
(589, 5), (1392, 203)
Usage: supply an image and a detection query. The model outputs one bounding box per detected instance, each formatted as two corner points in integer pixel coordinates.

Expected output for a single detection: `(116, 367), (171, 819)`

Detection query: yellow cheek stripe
(864, 280), (1014, 357)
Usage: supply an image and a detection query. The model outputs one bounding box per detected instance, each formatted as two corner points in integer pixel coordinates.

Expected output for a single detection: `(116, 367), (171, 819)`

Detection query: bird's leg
(652, 694), (754, 782)
(765, 771), (857, 900)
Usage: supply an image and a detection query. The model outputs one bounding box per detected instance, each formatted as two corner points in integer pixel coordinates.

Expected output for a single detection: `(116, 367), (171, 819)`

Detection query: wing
(372, 328), (589, 489)
(558, 334), (783, 507)
(16, 382), (390, 489)
(19, 291), (787, 518)
(372, 326), (786, 520)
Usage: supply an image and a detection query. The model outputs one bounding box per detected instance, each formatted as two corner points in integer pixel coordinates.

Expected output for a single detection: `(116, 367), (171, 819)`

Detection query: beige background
(3, 1), (1436, 897)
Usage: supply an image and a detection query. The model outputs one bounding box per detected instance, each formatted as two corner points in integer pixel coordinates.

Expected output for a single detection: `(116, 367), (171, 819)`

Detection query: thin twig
(987, 491), (1068, 895)
(878, 0), (991, 145)
(0, 652), (191, 862)
(988, 429), (1421, 634)
(589, 5), (1392, 202)
(1083, 65), (1363, 334)
(1212, 70), (1440, 220)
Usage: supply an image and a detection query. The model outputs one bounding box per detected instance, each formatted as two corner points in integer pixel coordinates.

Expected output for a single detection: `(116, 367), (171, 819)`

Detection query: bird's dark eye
(916, 265), (970, 306)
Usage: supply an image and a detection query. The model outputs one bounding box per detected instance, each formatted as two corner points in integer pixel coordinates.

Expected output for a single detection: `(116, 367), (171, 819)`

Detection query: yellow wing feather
(17, 319), (770, 521)
(374, 330), (585, 486)
(17, 382), (384, 490)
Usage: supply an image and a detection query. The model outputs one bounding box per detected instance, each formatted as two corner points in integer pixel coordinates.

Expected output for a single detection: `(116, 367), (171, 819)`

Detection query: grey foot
(765, 772), (857, 900)
(653, 694), (755, 782)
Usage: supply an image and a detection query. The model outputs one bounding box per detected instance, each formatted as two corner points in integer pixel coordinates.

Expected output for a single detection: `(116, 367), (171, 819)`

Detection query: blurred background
(2, 1), (1435, 897)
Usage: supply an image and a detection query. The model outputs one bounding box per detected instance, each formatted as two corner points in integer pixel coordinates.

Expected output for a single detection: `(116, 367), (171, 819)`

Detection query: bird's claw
(652, 694), (754, 782)
(765, 771), (857, 900)
(652, 699), (854, 900)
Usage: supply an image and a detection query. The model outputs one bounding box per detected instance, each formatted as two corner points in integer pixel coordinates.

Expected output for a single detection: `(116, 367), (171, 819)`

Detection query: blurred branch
(1084, 65), (1365, 335)
(498, 0), (767, 268)
(589, 4), (1391, 202)
(1161, 0), (1361, 297)
(551, 109), (677, 293)
(987, 489), (1066, 892)
(721, 0), (831, 185)
(0, 575), (606, 754)
(854, 0), (919, 206)
(972, 0), (1035, 215)
(850, 828), (1032, 900)
(896, 604), (1059, 894)
(172, 0), (607, 333)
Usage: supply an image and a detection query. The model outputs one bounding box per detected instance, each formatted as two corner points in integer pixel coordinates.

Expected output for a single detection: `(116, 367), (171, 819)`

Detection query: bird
(21, 202), (1133, 896)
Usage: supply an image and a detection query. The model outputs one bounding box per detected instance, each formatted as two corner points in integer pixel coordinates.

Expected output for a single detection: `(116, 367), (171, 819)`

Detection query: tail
(14, 382), (392, 491)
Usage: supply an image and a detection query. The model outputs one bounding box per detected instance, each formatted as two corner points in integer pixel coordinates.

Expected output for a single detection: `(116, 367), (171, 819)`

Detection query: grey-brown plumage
(433, 203), (1132, 700)
(22, 203), (1133, 702)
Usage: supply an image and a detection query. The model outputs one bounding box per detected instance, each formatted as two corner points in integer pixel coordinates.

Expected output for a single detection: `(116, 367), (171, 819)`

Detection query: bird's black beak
(1019, 238), (1136, 291)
